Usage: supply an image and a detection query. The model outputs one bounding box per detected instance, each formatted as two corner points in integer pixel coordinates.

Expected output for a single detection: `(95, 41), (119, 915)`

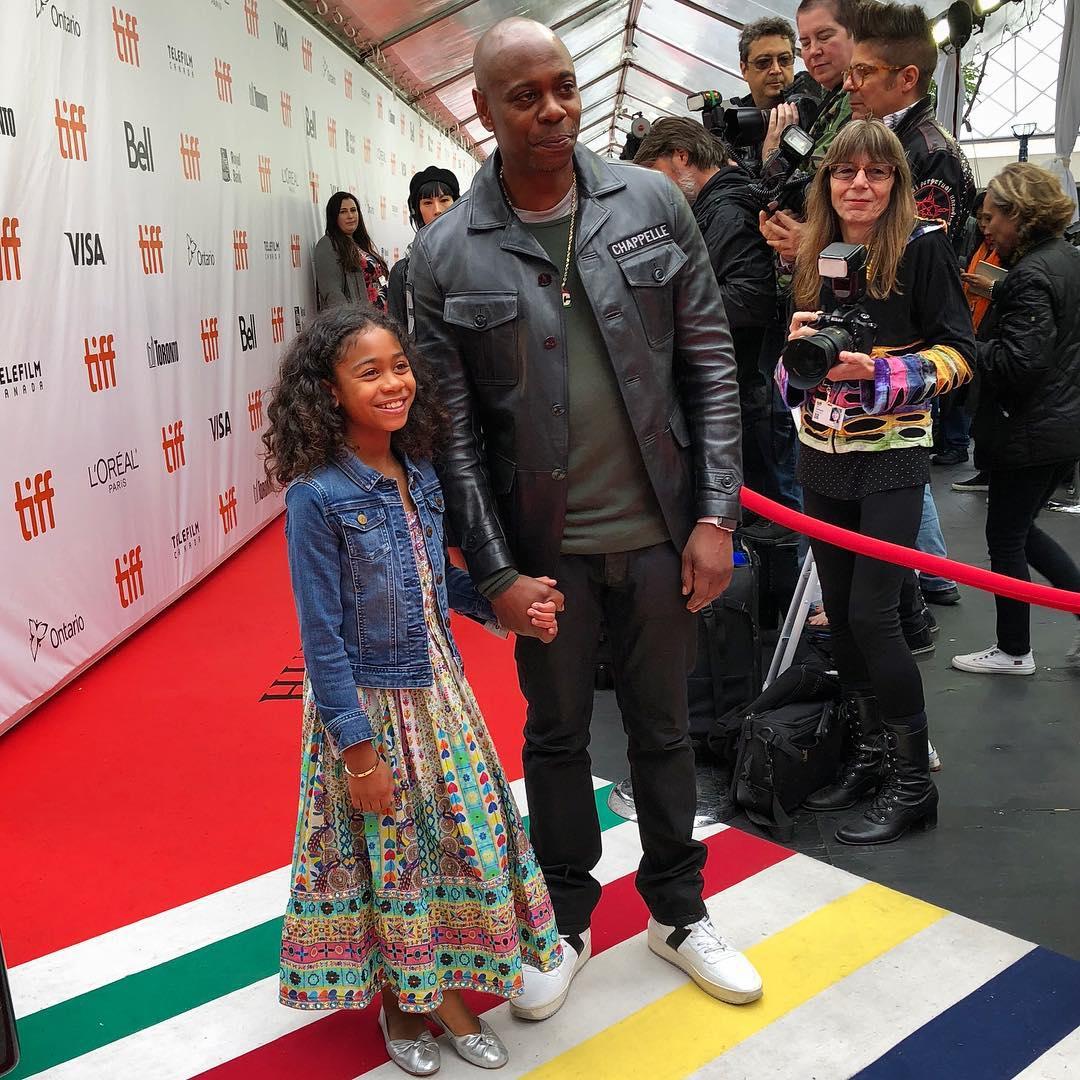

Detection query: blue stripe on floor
(853, 947), (1080, 1080)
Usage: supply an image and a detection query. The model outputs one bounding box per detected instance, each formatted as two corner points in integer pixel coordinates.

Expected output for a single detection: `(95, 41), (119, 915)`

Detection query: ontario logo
(29, 613), (86, 662)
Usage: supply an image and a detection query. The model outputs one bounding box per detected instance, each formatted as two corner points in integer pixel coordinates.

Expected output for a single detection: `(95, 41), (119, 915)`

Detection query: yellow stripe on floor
(524, 882), (945, 1080)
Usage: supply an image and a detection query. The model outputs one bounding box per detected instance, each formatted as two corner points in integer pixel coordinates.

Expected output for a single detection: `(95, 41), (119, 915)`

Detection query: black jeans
(515, 542), (707, 935)
(987, 463), (1080, 656)
(804, 486), (926, 723)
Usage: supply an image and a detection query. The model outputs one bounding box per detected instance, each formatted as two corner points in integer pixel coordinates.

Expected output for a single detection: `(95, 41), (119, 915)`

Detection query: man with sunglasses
(737, 18), (798, 113)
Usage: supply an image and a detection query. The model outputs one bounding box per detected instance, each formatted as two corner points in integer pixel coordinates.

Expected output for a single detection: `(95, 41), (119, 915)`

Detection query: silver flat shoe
(378, 1007), (441, 1076)
(432, 1013), (509, 1069)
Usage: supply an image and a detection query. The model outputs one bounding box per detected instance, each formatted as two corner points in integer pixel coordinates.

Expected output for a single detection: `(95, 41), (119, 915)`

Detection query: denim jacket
(284, 452), (495, 753)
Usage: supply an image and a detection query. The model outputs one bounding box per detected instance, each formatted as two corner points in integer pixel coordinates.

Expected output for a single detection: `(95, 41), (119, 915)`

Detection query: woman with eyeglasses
(778, 121), (974, 845)
(314, 191), (390, 312)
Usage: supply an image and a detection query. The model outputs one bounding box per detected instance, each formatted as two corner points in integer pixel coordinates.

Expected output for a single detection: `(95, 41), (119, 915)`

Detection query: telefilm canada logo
(168, 45), (195, 78)
(263, 238), (280, 261)
(171, 520), (201, 560)
(29, 613), (86, 662)
(1, 359), (43, 401)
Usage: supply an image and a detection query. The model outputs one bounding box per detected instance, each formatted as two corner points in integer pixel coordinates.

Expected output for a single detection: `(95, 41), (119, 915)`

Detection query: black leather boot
(803, 694), (889, 811)
(835, 716), (939, 845)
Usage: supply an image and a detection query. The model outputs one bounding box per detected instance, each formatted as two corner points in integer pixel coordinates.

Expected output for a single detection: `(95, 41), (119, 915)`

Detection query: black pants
(987, 463), (1080, 656)
(804, 486), (926, 723)
(515, 542), (707, 935)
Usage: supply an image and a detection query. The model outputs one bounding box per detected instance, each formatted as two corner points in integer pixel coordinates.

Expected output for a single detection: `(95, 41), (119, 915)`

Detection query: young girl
(264, 307), (563, 1074)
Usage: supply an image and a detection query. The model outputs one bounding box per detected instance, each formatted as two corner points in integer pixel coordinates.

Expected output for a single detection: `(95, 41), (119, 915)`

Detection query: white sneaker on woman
(647, 916), (762, 1004)
(510, 930), (591, 1021)
(951, 645), (1036, 675)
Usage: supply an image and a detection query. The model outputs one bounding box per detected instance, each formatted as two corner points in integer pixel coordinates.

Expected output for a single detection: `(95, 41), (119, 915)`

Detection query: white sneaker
(928, 739), (941, 772)
(647, 916), (762, 1004)
(951, 645), (1036, 676)
(510, 930), (591, 1021)
(1066, 630), (1080, 672)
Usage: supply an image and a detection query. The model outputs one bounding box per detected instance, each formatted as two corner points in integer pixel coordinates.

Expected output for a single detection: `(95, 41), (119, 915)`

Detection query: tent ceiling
(290, 0), (800, 158)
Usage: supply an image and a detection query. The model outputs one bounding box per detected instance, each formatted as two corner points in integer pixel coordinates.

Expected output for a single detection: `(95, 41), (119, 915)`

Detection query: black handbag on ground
(729, 663), (846, 842)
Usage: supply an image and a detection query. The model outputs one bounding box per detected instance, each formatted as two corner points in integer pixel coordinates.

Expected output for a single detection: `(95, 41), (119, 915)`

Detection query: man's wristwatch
(698, 516), (738, 532)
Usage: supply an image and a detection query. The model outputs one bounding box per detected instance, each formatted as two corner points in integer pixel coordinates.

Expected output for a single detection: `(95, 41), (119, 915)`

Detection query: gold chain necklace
(499, 166), (577, 308)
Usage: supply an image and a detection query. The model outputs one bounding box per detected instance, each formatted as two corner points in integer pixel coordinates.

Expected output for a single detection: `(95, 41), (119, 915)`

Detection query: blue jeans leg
(916, 484), (956, 593)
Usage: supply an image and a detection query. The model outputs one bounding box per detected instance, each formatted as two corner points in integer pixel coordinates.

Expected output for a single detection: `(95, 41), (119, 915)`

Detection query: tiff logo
(83, 334), (117, 392)
(201, 316), (219, 362)
(112, 6), (139, 66)
(244, 0), (258, 37)
(248, 389), (264, 430)
(309, 171), (318, 204)
(363, 136), (371, 163)
(114, 545), (145, 608)
(219, 486), (238, 534)
(305, 106), (316, 139)
(258, 155), (271, 193)
(14, 470), (56, 542)
(180, 133), (201, 180)
(238, 313), (257, 351)
(214, 59), (233, 103)
(280, 91), (291, 127)
(0, 105), (15, 137)
(270, 305), (284, 343)
(138, 224), (164, 275)
(327, 116), (336, 149)
(290, 234), (301, 268)
(161, 421), (186, 473)
(301, 37), (312, 71)
(275, 21), (288, 49)
(55, 99), (88, 161)
(233, 228), (248, 270)
(1, 217), (21, 281)
(344, 71), (352, 99)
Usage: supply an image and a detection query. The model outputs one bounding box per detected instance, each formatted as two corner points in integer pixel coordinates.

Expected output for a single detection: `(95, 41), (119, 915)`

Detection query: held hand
(342, 744), (395, 815)
(491, 575), (565, 643)
(526, 597), (559, 640)
(960, 272), (994, 299)
(788, 310), (823, 340)
(681, 524), (735, 613)
(762, 102), (799, 159)
(826, 351), (876, 382)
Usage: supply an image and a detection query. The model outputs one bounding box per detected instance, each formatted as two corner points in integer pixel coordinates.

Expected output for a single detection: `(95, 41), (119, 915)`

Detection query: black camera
(749, 122), (816, 214)
(687, 77), (821, 149)
(782, 243), (878, 390)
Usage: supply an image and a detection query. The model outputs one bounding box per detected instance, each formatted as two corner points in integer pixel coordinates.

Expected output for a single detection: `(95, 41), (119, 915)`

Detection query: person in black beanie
(387, 166), (460, 331)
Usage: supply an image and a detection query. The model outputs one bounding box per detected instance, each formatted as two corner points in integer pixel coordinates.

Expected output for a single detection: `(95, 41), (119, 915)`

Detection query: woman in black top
(952, 164), (1080, 676)
(778, 120), (974, 844)
(313, 191), (389, 311)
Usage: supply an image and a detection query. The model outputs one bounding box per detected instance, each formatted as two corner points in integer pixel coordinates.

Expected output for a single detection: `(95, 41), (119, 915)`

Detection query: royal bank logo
(214, 58), (233, 103)
(66, 230), (105, 266)
(305, 106), (317, 140)
(327, 116), (336, 148)
(138, 224), (164, 275)
(88, 448), (138, 492)
(249, 82), (268, 112)
(258, 155), (271, 194)
(248, 388), (265, 428)
(14, 469), (56, 541)
(301, 37), (312, 71)
(1, 359), (43, 401)
(280, 165), (298, 192)
(208, 410), (232, 442)
(275, 21), (288, 49)
(167, 45), (195, 78)
(146, 335), (179, 368)
(0, 106), (15, 138)
(270, 306), (284, 343)
(55, 98), (88, 161)
(280, 91), (292, 127)
(29, 613), (85, 662)
(171, 520), (201, 560)
(253, 474), (273, 504)
(293, 304), (305, 332)
(112, 7), (140, 66)
(200, 317), (219, 362)
(124, 121), (154, 173)
(186, 233), (214, 267)
(38, 2), (81, 37)
(218, 485), (238, 534)
(83, 334), (117, 392)
(161, 420), (186, 473)
(180, 133), (201, 180)
(243, 0), (258, 37)
(220, 147), (241, 183)
(238, 313), (257, 351)
(114, 545), (145, 608)
(263, 239), (280, 262)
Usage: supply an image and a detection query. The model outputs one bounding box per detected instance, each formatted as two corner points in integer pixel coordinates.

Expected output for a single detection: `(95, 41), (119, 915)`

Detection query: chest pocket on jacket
(336, 506), (391, 562)
(616, 242), (688, 349)
(443, 292), (520, 386)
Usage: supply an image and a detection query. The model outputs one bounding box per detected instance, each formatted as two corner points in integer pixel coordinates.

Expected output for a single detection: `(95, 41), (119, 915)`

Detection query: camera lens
(782, 325), (851, 389)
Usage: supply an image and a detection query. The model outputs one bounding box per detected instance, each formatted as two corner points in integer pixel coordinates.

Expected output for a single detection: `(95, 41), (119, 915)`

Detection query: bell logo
(344, 71), (352, 99)
(305, 107), (317, 140)
(309, 171), (318, 204)
(83, 334), (117, 392)
(201, 316), (219, 362)
(248, 389), (264, 430)
(275, 21), (288, 49)
(214, 59), (233, 103)
(218, 486), (238, 534)
(161, 421), (186, 473)
(271, 306), (284, 344)
(258, 155), (271, 194)
(180, 134), (201, 180)
(290, 233), (301, 268)
(55, 99), (88, 161)
(238, 313), (257, 352)
(280, 91), (292, 127)
(138, 224), (164, 275)
(14, 470), (56, 542)
(114, 545), (145, 609)
(112, 7), (139, 66)
(233, 229), (249, 270)
(244, 0), (259, 37)
(1, 217), (20, 281)
(301, 37), (312, 72)
(327, 117), (336, 148)
(124, 121), (155, 172)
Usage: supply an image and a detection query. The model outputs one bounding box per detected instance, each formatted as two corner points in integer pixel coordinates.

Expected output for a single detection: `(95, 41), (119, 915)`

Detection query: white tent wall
(0, 0), (476, 735)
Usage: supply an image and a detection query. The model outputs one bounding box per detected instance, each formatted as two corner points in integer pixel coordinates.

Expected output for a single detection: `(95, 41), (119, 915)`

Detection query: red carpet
(0, 519), (527, 967)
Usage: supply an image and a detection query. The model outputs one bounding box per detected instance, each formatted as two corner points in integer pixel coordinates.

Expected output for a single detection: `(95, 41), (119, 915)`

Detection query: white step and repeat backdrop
(0, 0), (478, 733)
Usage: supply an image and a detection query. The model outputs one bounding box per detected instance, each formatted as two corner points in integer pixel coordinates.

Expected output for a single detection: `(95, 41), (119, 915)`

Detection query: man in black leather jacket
(409, 17), (760, 1018)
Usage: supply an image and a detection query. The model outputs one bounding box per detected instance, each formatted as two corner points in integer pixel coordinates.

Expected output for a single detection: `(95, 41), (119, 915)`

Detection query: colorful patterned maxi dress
(280, 511), (562, 1013)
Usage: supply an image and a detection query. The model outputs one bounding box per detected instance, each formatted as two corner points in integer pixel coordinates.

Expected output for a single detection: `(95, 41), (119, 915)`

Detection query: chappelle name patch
(608, 223), (672, 258)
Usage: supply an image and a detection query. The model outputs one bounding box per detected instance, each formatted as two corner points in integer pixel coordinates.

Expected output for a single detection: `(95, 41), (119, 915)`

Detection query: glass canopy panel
(561, 4), (629, 59)
(340, 0), (459, 45)
(580, 70), (622, 106)
(636, 0), (745, 79)
(629, 32), (746, 99)
(464, 117), (491, 142)
(572, 38), (626, 87)
(580, 113), (616, 141)
(621, 65), (701, 116)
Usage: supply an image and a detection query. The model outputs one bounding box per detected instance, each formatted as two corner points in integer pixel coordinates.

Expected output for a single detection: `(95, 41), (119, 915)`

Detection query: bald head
(474, 18), (572, 96)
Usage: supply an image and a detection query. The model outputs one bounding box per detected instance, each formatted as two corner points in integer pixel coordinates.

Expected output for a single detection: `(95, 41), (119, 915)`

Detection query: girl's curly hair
(262, 307), (449, 487)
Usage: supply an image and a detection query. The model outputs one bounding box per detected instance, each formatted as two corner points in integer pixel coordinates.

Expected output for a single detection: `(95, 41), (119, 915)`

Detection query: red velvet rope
(741, 487), (1080, 616)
